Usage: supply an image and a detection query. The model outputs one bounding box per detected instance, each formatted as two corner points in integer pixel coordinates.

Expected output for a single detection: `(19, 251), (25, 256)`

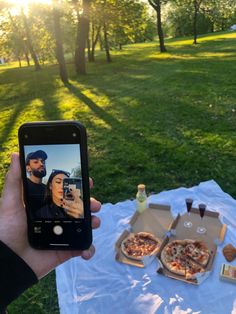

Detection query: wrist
(0, 241), (38, 307)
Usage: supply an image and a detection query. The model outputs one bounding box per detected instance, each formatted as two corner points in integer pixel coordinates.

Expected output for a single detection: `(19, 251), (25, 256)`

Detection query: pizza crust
(121, 232), (161, 261)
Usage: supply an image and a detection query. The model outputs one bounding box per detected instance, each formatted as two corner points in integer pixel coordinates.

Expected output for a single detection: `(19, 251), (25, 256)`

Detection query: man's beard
(32, 169), (46, 178)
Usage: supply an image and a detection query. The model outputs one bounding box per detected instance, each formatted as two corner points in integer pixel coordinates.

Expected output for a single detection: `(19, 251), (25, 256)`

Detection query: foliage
(109, 0), (156, 46)
(27, 3), (56, 63)
(0, 0), (156, 65)
(164, 0), (236, 38)
(165, 4), (212, 37)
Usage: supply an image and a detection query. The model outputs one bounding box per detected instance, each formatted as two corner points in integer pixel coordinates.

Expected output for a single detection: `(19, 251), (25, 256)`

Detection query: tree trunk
(24, 50), (30, 66)
(21, 8), (41, 71)
(193, 0), (198, 44)
(18, 56), (22, 68)
(91, 24), (101, 62)
(87, 35), (92, 62)
(221, 20), (225, 31)
(211, 22), (214, 33)
(52, 5), (68, 83)
(75, 0), (91, 75)
(148, 0), (166, 53)
(99, 34), (103, 51)
(103, 22), (111, 62)
(156, 0), (166, 52)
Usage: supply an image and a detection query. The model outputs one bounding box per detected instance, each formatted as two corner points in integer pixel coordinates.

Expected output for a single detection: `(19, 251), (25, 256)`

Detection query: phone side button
(53, 225), (63, 235)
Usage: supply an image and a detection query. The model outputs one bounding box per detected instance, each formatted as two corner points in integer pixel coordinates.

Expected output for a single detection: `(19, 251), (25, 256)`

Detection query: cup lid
(137, 184), (145, 191)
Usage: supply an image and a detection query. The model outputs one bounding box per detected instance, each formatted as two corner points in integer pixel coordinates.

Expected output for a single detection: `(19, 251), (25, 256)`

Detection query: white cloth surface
(56, 180), (236, 314)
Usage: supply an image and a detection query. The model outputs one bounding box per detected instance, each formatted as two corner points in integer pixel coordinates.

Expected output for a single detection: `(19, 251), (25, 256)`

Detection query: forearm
(0, 241), (38, 310)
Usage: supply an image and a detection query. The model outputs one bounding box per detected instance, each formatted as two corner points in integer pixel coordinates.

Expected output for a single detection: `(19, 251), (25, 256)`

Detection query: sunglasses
(51, 169), (70, 177)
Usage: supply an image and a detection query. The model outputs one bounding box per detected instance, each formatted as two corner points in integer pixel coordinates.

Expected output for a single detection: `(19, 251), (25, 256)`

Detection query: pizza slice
(185, 240), (210, 267)
(184, 256), (206, 279)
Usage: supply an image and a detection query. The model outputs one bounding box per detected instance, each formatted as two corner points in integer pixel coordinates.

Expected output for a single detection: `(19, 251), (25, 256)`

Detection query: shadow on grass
(66, 45), (236, 198)
(41, 95), (63, 121)
(0, 102), (26, 146)
(65, 82), (123, 130)
(65, 82), (150, 144)
(0, 67), (64, 150)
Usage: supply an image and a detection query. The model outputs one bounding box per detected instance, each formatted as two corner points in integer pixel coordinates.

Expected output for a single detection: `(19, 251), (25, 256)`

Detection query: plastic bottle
(136, 184), (147, 213)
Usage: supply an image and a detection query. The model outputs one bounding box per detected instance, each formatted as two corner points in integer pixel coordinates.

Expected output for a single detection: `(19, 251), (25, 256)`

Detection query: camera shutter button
(53, 225), (63, 235)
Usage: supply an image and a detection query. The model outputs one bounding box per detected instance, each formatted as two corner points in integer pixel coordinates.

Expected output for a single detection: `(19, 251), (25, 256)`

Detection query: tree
(88, 0), (103, 61)
(73, 0), (91, 75)
(52, 0), (69, 83)
(88, 0), (155, 62)
(71, 165), (82, 177)
(21, 7), (41, 70)
(27, 3), (55, 64)
(8, 11), (31, 66)
(91, 0), (115, 63)
(148, 0), (167, 52)
(165, 1), (211, 37)
(0, 3), (31, 67)
(192, 0), (204, 44)
(89, 21), (101, 61)
(111, 0), (155, 49)
(205, 0), (236, 31)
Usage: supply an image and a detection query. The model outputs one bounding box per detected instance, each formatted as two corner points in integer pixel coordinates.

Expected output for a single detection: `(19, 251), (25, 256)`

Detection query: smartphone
(63, 178), (82, 202)
(18, 121), (92, 250)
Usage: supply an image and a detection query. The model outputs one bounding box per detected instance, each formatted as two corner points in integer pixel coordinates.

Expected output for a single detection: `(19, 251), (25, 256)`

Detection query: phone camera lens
(72, 133), (77, 137)
(24, 134), (28, 139)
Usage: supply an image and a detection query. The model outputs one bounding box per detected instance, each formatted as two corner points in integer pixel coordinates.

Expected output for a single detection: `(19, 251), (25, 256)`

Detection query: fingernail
(82, 250), (91, 259)
(60, 198), (63, 201)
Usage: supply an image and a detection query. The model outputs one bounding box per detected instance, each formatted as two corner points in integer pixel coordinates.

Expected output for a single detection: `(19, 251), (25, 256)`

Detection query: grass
(1, 30), (236, 312)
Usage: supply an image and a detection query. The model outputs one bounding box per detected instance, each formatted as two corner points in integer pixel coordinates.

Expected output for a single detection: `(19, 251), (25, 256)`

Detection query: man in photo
(26, 150), (48, 215)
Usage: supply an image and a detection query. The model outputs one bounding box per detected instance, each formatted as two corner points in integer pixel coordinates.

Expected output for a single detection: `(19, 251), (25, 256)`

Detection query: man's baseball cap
(26, 150), (48, 165)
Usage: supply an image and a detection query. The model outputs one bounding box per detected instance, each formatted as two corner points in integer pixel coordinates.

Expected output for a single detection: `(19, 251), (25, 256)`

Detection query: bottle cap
(137, 184), (145, 191)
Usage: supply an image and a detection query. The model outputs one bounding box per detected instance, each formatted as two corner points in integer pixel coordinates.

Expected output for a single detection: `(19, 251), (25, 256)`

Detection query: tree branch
(148, 0), (158, 11)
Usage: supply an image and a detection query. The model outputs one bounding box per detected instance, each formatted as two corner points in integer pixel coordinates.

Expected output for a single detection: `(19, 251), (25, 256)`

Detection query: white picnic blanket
(56, 180), (236, 314)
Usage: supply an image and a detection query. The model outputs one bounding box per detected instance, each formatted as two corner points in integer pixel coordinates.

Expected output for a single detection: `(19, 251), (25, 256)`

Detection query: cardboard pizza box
(115, 203), (179, 267)
(156, 207), (227, 284)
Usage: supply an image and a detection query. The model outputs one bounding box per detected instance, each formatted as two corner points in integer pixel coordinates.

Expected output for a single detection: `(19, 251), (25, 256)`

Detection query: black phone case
(18, 120), (92, 250)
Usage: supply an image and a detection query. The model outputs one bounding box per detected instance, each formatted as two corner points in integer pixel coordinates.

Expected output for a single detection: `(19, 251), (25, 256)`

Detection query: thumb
(2, 153), (23, 202)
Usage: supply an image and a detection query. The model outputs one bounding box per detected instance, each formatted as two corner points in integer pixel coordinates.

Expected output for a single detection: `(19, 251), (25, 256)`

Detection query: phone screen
(24, 144), (84, 220)
(63, 178), (82, 201)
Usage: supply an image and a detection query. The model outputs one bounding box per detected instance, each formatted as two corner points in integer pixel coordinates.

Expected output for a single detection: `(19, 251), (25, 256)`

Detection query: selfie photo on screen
(24, 144), (84, 220)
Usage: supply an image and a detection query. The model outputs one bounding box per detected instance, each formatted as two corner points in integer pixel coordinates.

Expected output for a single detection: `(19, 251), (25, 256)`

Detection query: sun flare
(8, 0), (52, 7)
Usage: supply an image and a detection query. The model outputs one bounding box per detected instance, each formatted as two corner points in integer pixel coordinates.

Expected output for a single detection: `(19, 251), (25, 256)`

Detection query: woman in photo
(36, 169), (84, 219)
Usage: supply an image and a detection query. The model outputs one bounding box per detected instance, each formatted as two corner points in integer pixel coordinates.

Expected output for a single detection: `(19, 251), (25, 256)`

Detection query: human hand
(0, 153), (101, 279)
(63, 188), (84, 218)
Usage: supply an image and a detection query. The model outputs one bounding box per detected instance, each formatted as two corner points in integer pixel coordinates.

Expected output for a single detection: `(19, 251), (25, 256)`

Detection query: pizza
(161, 239), (210, 280)
(121, 232), (161, 261)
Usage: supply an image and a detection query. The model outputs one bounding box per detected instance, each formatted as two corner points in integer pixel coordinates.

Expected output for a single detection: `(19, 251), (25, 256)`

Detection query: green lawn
(1, 31), (236, 313)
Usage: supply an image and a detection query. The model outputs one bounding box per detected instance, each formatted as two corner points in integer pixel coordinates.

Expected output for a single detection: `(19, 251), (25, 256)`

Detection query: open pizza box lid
(156, 207), (227, 284)
(115, 203), (179, 267)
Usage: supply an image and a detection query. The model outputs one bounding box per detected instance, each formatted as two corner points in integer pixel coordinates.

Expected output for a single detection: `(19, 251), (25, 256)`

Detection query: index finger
(90, 198), (101, 213)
